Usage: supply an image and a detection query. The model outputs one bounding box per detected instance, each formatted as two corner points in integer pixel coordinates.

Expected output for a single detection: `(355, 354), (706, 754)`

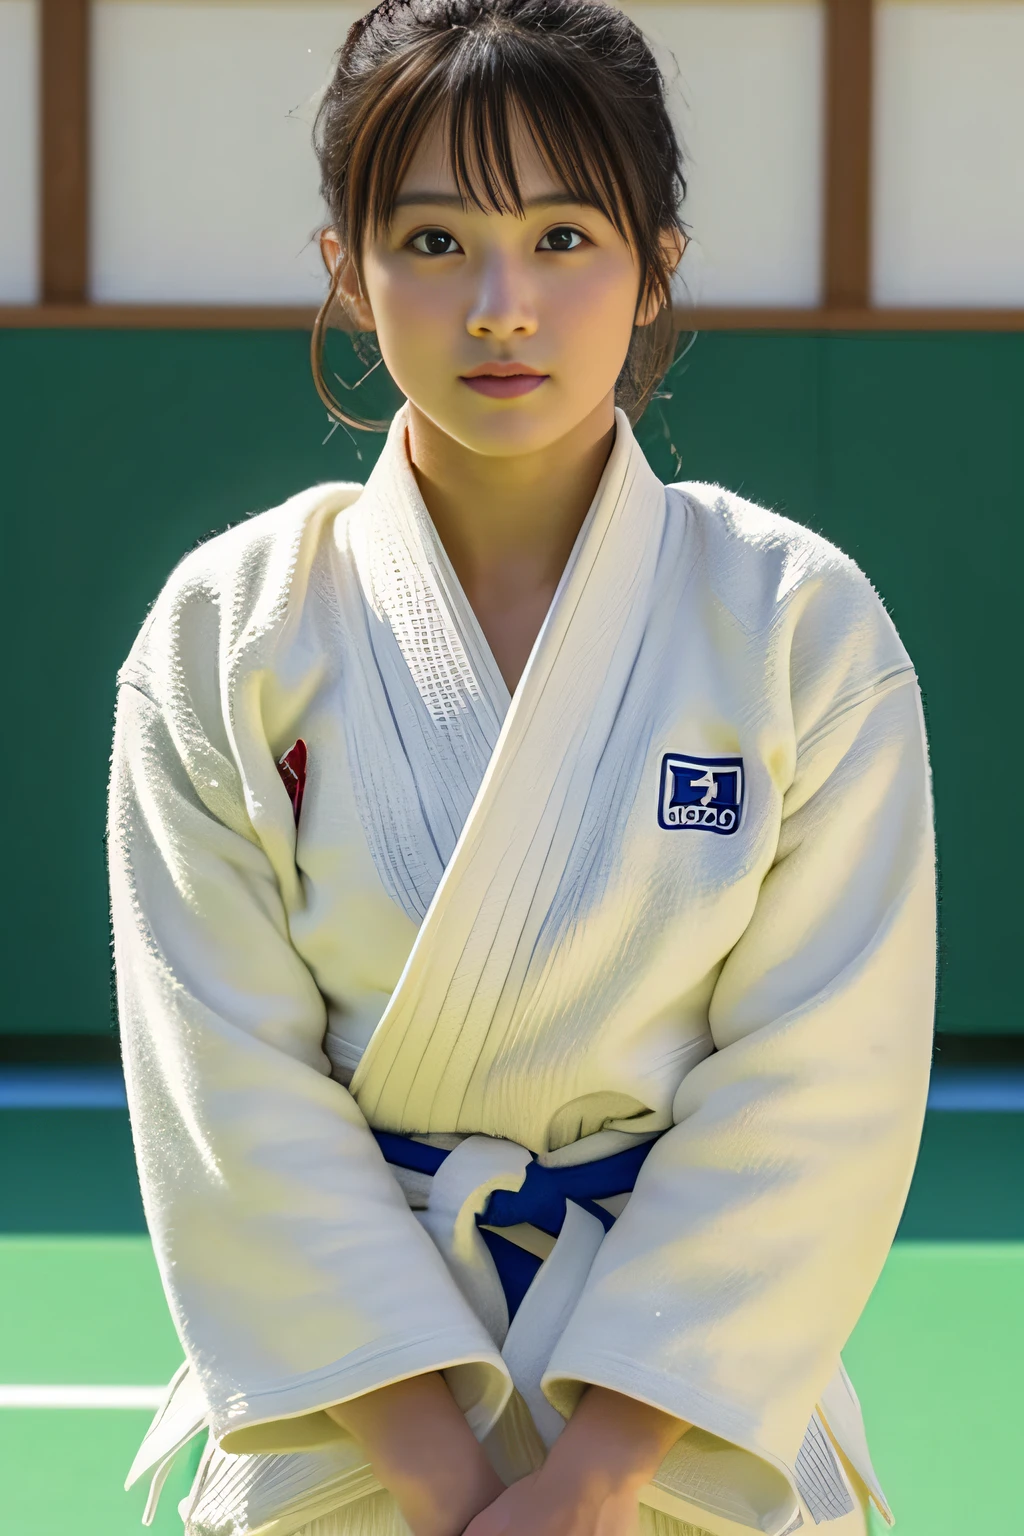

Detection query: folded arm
(109, 680), (512, 1458)
(542, 668), (936, 1476)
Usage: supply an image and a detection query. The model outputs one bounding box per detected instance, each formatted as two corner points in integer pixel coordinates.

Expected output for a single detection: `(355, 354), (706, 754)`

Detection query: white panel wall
(874, 2), (1024, 306)
(624, 2), (825, 307)
(12, 0), (1024, 313)
(91, 2), (363, 303)
(0, 1), (39, 304)
(90, 0), (825, 307)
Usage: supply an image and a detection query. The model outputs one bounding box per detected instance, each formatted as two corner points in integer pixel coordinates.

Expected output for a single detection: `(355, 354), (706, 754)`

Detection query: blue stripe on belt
(373, 1130), (657, 1323)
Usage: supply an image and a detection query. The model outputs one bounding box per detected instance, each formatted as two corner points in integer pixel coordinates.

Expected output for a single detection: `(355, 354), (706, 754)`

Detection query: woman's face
(325, 115), (681, 458)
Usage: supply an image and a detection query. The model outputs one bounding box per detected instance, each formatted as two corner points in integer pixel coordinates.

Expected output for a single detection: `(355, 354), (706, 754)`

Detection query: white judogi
(109, 401), (935, 1536)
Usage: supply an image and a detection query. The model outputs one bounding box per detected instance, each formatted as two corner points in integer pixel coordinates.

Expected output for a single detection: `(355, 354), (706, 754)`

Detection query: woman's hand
(463, 1385), (688, 1536)
(325, 1371), (505, 1536)
(461, 1466), (640, 1536)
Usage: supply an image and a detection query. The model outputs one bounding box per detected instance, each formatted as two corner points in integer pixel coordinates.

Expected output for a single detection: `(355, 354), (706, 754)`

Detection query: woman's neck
(404, 399), (617, 693)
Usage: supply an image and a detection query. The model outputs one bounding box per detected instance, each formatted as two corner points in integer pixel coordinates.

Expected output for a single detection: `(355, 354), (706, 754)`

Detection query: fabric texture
(109, 401), (935, 1536)
(287, 1483), (870, 1536)
(294, 1490), (724, 1536)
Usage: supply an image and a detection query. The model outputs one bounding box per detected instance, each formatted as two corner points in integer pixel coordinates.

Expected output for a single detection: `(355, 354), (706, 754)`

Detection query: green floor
(1, 1237), (1022, 1535)
(845, 1244), (1022, 1535)
(0, 1238), (197, 1533)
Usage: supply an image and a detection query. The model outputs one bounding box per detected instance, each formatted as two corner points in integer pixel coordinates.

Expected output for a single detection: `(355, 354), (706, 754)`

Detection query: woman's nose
(465, 258), (539, 340)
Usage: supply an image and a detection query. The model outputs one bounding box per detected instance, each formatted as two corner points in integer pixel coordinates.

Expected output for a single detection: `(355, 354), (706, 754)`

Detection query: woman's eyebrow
(392, 190), (587, 210)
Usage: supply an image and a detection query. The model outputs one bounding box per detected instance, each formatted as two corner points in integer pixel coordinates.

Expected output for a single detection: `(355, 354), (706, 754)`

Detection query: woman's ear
(319, 228), (376, 331)
(635, 228), (689, 327)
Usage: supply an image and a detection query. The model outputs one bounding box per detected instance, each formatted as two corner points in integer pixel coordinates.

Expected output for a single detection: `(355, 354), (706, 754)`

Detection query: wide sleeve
(541, 650), (936, 1470)
(108, 678), (512, 1454)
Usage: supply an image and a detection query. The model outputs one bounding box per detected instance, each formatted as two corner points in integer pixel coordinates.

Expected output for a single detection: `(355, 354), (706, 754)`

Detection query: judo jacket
(108, 401), (936, 1536)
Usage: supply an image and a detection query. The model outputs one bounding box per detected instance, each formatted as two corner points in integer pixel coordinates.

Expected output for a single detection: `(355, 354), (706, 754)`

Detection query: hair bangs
(355, 26), (636, 252)
(441, 36), (634, 243)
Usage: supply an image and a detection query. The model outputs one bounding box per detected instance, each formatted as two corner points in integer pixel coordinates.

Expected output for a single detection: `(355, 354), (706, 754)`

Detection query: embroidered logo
(659, 753), (744, 835)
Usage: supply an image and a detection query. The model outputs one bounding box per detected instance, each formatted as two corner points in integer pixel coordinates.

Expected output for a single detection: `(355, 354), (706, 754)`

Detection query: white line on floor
(0, 1385), (165, 1409)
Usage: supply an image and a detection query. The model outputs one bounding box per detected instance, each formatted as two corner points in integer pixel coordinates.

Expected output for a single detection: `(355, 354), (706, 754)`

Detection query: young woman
(109, 3), (936, 1535)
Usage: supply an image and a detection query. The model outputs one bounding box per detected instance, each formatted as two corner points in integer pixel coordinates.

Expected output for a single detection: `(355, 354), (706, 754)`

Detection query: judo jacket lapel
(347, 404), (667, 1137)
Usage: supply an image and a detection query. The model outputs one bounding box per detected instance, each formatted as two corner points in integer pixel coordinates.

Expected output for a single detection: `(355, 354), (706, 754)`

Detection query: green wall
(2, 329), (1020, 1036)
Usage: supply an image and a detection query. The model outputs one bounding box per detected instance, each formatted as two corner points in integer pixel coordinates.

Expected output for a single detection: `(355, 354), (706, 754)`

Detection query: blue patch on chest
(659, 753), (744, 834)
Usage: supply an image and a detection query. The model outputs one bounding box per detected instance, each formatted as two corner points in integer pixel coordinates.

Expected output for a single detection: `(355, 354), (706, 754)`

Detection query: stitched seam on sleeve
(218, 1325), (508, 1414)
(796, 664), (916, 761)
(117, 674), (163, 711)
(543, 1346), (785, 1467)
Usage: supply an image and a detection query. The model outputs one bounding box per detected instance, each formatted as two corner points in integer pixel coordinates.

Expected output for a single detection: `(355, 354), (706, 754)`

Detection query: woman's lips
(461, 374), (548, 399)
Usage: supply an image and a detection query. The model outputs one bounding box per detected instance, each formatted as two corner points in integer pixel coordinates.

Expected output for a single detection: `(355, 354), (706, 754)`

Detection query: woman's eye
(409, 229), (462, 256)
(538, 226), (585, 252)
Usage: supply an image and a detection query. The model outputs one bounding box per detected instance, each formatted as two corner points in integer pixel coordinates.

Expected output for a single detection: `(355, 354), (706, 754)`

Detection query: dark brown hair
(312, 0), (689, 430)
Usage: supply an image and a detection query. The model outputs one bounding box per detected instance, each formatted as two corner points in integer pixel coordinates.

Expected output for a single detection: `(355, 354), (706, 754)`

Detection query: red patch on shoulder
(276, 739), (307, 824)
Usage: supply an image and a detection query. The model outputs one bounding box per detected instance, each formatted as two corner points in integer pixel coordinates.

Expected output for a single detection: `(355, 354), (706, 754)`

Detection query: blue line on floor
(2, 1066), (1024, 1112)
(926, 1071), (1024, 1112)
(0, 1067), (128, 1109)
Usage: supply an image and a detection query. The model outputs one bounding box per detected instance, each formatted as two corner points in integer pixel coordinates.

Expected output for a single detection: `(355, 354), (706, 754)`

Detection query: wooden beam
(3, 305), (1024, 333)
(40, 0), (90, 305)
(674, 308), (1024, 334)
(0, 304), (320, 330)
(823, 0), (874, 309)
(669, 304), (1024, 331)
